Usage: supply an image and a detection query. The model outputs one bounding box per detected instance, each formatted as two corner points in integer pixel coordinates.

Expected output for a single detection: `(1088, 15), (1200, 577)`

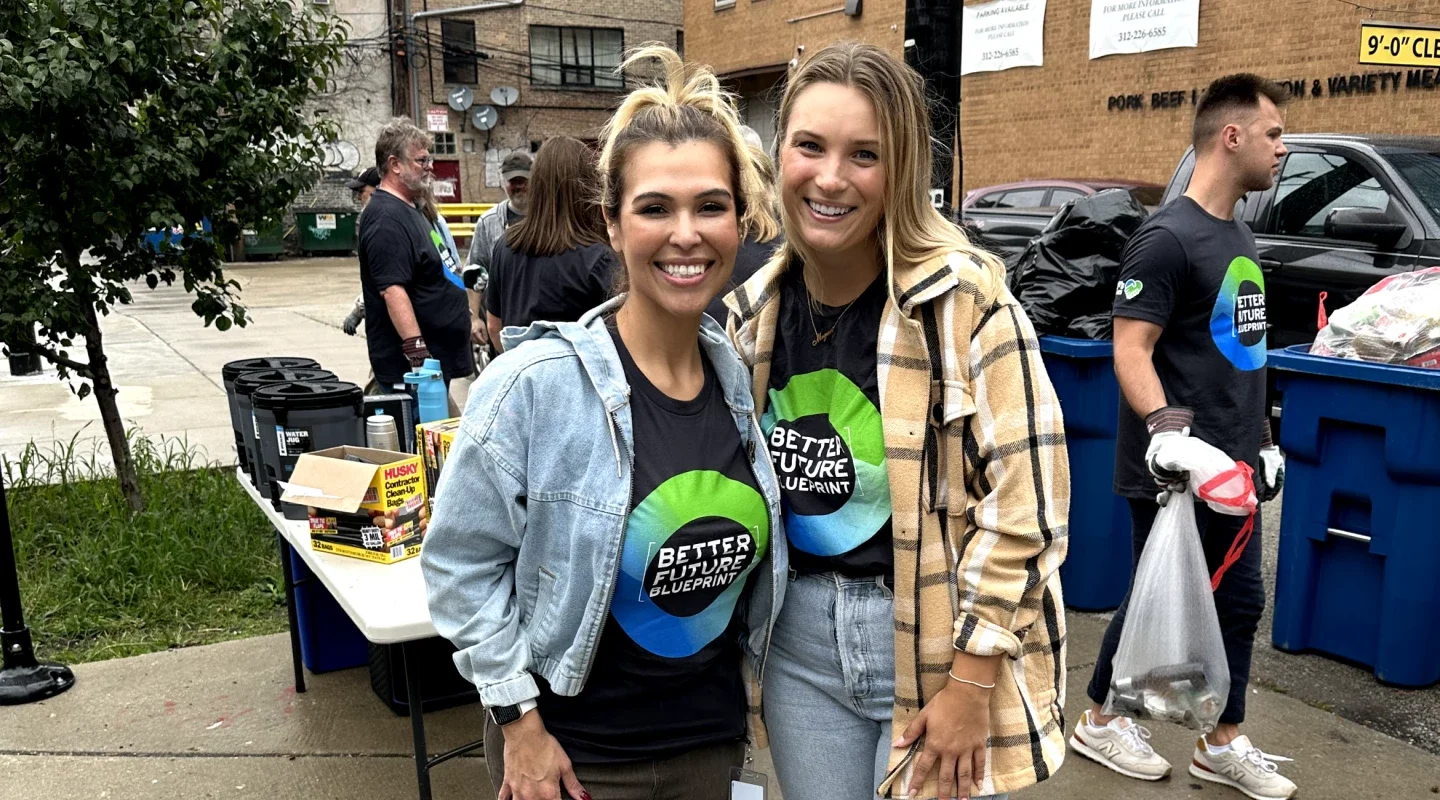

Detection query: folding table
(237, 470), (482, 799)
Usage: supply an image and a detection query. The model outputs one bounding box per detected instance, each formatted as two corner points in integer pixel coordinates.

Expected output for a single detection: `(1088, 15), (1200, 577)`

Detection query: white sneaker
(1068, 709), (1173, 781)
(1189, 735), (1297, 800)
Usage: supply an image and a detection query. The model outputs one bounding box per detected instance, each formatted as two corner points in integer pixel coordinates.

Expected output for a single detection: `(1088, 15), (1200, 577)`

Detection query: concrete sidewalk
(3, 615), (1438, 800)
(0, 258), (376, 471)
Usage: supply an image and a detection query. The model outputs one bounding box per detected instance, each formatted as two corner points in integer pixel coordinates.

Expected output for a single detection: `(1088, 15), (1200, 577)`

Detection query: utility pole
(0, 470), (75, 705)
(904, 0), (962, 215)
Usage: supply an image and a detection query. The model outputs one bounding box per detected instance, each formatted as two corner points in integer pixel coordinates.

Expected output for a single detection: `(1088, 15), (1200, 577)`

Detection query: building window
(529, 25), (624, 88)
(442, 20), (477, 85)
(676, 31), (685, 59)
(433, 132), (457, 155)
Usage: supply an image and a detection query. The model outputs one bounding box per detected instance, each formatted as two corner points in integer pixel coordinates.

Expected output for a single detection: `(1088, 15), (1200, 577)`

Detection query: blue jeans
(762, 572), (1007, 800)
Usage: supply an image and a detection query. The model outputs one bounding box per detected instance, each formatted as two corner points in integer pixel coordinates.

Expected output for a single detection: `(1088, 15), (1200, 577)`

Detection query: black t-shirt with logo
(1113, 196), (1268, 498)
(537, 321), (770, 763)
(485, 240), (614, 331)
(763, 265), (893, 578)
(358, 190), (473, 384)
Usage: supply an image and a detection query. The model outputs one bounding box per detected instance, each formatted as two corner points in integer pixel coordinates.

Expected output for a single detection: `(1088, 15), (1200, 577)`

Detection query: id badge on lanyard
(730, 767), (768, 800)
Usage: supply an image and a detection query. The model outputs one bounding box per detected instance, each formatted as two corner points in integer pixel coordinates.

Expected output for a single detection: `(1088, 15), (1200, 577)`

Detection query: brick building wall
(959, 0), (1440, 193)
(405, 0), (683, 203)
(685, 0), (906, 78)
(684, 0), (906, 151)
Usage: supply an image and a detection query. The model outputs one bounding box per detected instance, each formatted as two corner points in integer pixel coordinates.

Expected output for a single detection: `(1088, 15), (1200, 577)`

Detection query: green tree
(0, 0), (346, 511)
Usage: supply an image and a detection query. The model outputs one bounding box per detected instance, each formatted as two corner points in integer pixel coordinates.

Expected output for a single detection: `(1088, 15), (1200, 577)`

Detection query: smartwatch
(488, 698), (537, 726)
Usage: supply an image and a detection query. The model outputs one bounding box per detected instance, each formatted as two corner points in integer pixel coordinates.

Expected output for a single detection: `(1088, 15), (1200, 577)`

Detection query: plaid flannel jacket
(725, 249), (1070, 797)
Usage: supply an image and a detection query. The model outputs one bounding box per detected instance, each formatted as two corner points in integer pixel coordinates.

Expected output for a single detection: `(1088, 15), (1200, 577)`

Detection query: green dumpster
(296, 209), (358, 254)
(242, 223), (286, 259)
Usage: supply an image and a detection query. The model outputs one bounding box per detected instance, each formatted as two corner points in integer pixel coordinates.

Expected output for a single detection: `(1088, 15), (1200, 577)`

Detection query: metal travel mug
(366, 414), (401, 451)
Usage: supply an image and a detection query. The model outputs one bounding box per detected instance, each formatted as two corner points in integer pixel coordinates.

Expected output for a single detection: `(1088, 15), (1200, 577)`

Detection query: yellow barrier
(437, 203), (495, 219)
(436, 203), (492, 246)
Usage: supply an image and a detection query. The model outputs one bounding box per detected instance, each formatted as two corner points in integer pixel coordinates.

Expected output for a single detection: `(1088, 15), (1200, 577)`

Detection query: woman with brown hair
(485, 136), (614, 351)
(724, 41), (1070, 800)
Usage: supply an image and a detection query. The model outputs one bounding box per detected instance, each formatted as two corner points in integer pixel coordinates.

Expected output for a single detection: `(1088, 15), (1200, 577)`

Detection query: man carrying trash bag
(1067, 74), (1297, 800)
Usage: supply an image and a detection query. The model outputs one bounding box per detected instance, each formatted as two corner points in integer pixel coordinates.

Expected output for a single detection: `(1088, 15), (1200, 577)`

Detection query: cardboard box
(416, 417), (462, 497)
(280, 446), (428, 564)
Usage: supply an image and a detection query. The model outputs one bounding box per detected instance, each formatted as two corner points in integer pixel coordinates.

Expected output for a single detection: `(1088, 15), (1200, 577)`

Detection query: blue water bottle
(404, 358), (449, 423)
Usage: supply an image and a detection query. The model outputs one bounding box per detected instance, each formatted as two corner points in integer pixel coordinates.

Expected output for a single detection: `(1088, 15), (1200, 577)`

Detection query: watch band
(488, 698), (537, 726)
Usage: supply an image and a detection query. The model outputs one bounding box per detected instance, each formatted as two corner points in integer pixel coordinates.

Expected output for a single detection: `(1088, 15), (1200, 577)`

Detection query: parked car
(959, 179), (1163, 261)
(1162, 133), (1440, 431)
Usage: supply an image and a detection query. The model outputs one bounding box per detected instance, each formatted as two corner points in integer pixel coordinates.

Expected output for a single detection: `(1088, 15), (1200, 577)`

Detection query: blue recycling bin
(1269, 345), (1440, 687)
(1038, 336), (1131, 611)
(286, 542), (371, 674)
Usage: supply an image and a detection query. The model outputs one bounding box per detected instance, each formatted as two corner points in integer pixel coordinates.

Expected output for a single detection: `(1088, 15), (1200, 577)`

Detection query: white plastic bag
(1105, 489), (1230, 732)
(1148, 436), (1257, 517)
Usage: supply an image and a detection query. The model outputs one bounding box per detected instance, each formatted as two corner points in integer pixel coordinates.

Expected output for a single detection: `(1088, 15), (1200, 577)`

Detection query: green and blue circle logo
(1209, 256), (1267, 371)
(613, 470), (769, 658)
(761, 369), (890, 556)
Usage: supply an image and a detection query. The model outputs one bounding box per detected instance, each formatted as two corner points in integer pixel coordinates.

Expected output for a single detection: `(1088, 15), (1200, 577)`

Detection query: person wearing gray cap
(465, 150), (533, 348)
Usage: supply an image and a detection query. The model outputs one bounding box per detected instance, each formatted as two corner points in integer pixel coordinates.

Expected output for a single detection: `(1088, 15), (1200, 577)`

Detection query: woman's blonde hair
(598, 45), (779, 254)
(775, 41), (1000, 292)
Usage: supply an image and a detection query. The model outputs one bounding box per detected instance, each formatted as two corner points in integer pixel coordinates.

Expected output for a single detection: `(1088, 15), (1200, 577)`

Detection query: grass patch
(4, 433), (287, 664)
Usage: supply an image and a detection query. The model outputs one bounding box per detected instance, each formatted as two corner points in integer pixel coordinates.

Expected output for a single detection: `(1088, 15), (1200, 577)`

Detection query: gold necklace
(807, 291), (861, 347)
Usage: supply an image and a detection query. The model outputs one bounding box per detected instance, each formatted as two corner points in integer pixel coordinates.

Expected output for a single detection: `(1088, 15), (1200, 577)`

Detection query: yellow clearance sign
(1360, 22), (1440, 67)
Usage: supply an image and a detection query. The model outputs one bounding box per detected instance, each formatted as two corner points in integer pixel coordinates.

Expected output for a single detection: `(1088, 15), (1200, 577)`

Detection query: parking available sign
(961, 0), (1047, 76)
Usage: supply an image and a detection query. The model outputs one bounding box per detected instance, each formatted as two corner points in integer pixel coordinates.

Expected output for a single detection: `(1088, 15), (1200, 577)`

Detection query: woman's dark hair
(505, 136), (607, 257)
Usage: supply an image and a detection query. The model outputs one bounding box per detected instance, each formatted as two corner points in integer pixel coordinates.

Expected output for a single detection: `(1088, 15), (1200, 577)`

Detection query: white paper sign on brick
(1089, 0), (1200, 60)
(961, 0), (1047, 76)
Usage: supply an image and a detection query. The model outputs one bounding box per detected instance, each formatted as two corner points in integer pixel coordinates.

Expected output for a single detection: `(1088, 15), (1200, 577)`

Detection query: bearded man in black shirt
(357, 118), (473, 388)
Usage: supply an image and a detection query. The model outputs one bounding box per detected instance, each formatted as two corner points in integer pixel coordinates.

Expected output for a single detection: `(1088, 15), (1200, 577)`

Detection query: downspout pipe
(407, 0), (525, 123)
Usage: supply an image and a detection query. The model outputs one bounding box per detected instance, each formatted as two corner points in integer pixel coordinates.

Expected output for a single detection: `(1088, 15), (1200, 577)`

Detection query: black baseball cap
(345, 166), (380, 191)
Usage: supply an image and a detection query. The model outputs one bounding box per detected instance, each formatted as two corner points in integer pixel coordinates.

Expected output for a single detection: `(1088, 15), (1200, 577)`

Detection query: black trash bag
(1006, 188), (1149, 340)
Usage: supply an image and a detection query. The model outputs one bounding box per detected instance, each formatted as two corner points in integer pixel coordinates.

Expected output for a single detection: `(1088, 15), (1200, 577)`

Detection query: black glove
(401, 335), (430, 368)
(341, 306), (363, 336)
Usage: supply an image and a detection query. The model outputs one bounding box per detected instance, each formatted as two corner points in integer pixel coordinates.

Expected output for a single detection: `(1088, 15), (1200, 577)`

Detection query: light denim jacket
(421, 295), (788, 709)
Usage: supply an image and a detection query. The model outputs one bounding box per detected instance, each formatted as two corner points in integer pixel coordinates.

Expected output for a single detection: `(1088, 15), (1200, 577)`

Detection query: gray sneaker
(1189, 735), (1297, 800)
(1068, 710), (1173, 781)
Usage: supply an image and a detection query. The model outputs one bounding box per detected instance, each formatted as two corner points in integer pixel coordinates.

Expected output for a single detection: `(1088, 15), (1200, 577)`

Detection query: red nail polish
(581, 793), (592, 800)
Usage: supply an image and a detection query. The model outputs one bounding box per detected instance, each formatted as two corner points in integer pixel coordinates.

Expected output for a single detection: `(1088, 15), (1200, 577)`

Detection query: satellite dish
(490, 86), (520, 107)
(448, 86), (474, 112)
(471, 104), (499, 130)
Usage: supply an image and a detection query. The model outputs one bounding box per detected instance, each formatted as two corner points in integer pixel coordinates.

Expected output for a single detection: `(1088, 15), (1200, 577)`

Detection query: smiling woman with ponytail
(421, 45), (786, 800)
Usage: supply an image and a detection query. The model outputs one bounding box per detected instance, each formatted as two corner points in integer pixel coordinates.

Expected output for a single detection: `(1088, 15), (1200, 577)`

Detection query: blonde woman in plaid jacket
(724, 42), (1070, 800)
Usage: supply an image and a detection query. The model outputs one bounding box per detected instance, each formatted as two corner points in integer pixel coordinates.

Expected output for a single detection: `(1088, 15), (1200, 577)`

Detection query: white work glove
(1144, 406), (1193, 505)
(1258, 446), (1285, 503)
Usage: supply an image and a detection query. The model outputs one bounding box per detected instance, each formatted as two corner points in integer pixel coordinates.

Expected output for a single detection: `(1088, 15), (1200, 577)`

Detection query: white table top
(237, 469), (437, 644)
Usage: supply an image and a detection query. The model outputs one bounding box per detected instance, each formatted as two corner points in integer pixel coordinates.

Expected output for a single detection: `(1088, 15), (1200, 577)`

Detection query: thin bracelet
(948, 671), (996, 690)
